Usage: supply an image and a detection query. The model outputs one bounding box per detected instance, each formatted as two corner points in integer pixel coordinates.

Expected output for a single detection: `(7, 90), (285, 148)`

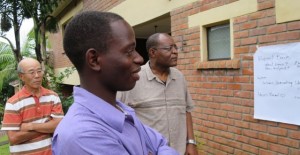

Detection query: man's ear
(148, 48), (156, 58)
(86, 48), (101, 71)
(18, 73), (24, 81)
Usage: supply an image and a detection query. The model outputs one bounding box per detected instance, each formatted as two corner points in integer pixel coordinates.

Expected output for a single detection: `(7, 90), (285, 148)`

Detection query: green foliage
(0, 0), (23, 32)
(42, 66), (75, 113)
(0, 0), (29, 62)
(45, 16), (59, 33)
(22, 0), (61, 62)
(22, 29), (35, 55)
(0, 41), (18, 122)
(0, 42), (17, 92)
(0, 13), (12, 32)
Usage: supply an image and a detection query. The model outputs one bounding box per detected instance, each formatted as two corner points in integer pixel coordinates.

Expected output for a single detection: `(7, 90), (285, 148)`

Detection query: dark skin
(79, 20), (143, 109)
(148, 34), (198, 155)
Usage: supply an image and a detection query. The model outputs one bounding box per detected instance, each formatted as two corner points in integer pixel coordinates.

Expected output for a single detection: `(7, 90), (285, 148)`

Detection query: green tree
(1, 0), (61, 65)
(22, 0), (61, 63)
(0, 42), (18, 93)
(0, 0), (30, 63)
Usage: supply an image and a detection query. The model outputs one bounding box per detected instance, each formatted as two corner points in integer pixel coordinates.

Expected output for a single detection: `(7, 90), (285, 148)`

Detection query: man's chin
(119, 83), (136, 91)
(29, 84), (41, 89)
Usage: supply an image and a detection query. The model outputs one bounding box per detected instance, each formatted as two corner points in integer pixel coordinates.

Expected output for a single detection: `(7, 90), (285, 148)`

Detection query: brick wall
(49, 28), (73, 68)
(172, 0), (300, 154)
(49, 0), (300, 154)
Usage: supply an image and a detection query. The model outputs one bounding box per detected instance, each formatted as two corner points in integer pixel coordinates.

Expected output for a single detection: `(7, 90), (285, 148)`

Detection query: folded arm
(21, 117), (63, 133)
(7, 130), (43, 145)
(7, 117), (62, 145)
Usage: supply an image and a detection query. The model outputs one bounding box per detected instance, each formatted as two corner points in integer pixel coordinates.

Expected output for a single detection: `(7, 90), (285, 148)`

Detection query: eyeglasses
(20, 69), (44, 76)
(153, 45), (179, 52)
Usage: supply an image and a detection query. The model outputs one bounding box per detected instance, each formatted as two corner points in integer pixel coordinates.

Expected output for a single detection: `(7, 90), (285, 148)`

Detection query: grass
(0, 134), (9, 155)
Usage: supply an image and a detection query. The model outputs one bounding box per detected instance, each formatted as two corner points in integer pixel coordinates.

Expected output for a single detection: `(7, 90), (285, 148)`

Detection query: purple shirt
(52, 87), (178, 155)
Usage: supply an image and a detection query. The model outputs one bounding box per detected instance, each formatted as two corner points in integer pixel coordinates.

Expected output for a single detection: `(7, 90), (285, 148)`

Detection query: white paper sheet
(254, 42), (300, 125)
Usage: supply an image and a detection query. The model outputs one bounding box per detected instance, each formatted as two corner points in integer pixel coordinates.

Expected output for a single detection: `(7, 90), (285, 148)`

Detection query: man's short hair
(146, 33), (171, 53)
(63, 11), (124, 72)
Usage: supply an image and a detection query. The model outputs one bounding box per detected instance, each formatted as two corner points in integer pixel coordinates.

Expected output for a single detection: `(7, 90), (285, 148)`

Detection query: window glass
(207, 23), (230, 60)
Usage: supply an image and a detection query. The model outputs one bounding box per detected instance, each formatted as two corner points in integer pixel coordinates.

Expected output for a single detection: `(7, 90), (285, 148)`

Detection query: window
(207, 23), (230, 60)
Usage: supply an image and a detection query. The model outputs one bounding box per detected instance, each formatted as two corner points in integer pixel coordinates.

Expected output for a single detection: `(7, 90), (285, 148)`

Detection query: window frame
(207, 23), (231, 61)
(201, 19), (234, 62)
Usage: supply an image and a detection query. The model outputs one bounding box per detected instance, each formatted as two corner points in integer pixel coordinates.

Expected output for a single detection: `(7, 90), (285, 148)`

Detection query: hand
(185, 143), (198, 155)
(20, 123), (34, 131)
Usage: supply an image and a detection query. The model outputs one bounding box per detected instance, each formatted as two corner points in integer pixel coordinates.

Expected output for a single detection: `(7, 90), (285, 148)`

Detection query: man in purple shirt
(52, 11), (179, 155)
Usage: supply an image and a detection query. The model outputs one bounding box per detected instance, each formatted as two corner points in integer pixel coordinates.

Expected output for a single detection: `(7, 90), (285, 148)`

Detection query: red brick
(227, 98), (242, 105)
(258, 0), (275, 10)
(289, 130), (300, 140)
(236, 135), (249, 143)
(243, 129), (258, 139)
(267, 24), (287, 34)
(258, 17), (276, 27)
(241, 144), (259, 154)
(259, 149), (277, 155)
(220, 104), (234, 111)
(235, 120), (250, 128)
(277, 137), (299, 148)
(214, 109), (227, 117)
(235, 46), (249, 54)
(290, 148), (300, 155)
(220, 90), (233, 96)
(221, 117), (235, 126)
(228, 126), (242, 135)
(278, 123), (299, 130)
(240, 21), (257, 30)
(277, 32), (300, 41)
(227, 84), (241, 90)
(234, 30), (249, 39)
(234, 15), (249, 24)
(249, 28), (266, 36)
(268, 126), (288, 136)
(258, 132), (278, 143)
(242, 68), (254, 75)
(213, 83), (227, 89)
(250, 123), (267, 132)
(233, 76), (250, 83)
(228, 112), (242, 119)
(243, 114), (258, 123)
(219, 144), (234, 154)
(249, 138), (268, 149)
(269, 143), (289, 154)
(258, 34), (276, 43)
(287, 21), (300, 30)
(241, 84), (253, 91)
(207, 89), (220, 95)
(221, 131), (235, 139)
(249, 11), (265, 20)
(241, 37), (257, 45)
(234, 149), (250, 155)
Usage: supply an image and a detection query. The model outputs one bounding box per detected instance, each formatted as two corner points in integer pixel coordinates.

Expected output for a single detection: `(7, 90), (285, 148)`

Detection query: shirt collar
(21, 86), (47, 97)
(144, 61), (177, 81)
(73, 86), (134, 133)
